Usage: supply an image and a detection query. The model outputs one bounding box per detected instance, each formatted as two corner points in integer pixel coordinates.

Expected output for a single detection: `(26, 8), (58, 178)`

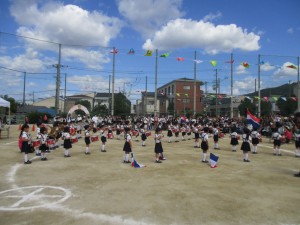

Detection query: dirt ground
(0, 125), (299, 225)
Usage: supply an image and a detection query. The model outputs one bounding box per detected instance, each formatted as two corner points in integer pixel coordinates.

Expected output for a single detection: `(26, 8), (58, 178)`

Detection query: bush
(26, 112), (52, 124)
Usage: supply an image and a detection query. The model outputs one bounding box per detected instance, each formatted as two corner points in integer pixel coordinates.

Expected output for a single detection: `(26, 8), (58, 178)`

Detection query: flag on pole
(128, 48), (135, 54)
(210, 153), (219, 168)
(131, 153), (146, 168)
(110, 48), (118, 54)
(246, 109), (260, 129)
(160, 53), (169, 57)
(176, 57), (184, 61)
(242, 62), (250, 68)
(287, 64), (297, 69)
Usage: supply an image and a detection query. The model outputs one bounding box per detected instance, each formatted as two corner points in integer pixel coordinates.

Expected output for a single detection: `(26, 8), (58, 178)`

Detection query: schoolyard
(0, 125), (299, 225)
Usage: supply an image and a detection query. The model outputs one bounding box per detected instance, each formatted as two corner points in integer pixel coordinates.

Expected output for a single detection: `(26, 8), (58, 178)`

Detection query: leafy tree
(92, 103), (109, 116)
(1, 95), (18, 113)
(276, 97), (297, 116)
(260, 100), (272, 116)
(74, 100), (91, 112)
(114, 93), (131, 116)
(238, 98), (256, 116)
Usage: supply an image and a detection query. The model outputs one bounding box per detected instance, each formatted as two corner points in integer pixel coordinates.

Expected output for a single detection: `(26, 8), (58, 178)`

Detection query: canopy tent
(0, 97), (10, 124)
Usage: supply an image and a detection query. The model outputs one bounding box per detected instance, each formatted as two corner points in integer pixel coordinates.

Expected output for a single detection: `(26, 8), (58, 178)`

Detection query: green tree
(75, 100), (91, 112)
(260, 100), (272, 116)
(276, 97), (297, 116)
(1, 95), (18, 113)
(114, 93), (131, 116)
(238, 98), (256, 116)
(92, 103), (109, 116)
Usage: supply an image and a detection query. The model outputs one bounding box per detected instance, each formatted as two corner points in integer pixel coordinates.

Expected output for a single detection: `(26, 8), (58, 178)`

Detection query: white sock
(197, 142), (200, 147)
(102, 145), (105, 150)
(86, 147), (89, 153)
(64, 149), (68, 156)
(24, 153), (28, 162)
(168, 137), (171, 142)
(124, 154), (129, 161)
(244, 153), (248, 160)
(278, 148), (281, 154)
(273, 148), (276, 154)
(203, 153), (207, 161)
(142, 141), (145, 146)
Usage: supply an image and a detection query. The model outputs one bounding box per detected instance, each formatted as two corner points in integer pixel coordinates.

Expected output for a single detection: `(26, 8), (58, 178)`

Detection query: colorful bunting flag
(110, 48), (118, 54)
(287, 64), (297, 69)
(245, 96), (252, 100)
(210, 153), (219, 168)
(281, 97), (287, 101)
(144, 50), (153, 56)
(242, 62), (249, 68)
(218, 95), (223, 99)
(194, 60), (203, 64)
(185, 94), (189, 97)
(128, 48), (135, 54)
(176, 57), (184, 61)
(176, 93), (180, 97)
(160, 53), (169, 58)
(210, 60), (217, 67)
(263, 97), (269, 102)
(291, 97), (297, 101)
(272, 97), (278, 101)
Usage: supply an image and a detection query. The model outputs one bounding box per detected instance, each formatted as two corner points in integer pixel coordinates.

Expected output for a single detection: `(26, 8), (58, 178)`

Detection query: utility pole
(23, 72), (26, 106)
(258, 54), (261, 117)
(64, 73), (67, 113)
(297, 56), (300, 112)
(55, 43), (61, 115)
(108, 74), (111, 114)
(144, 75), (148, 115)
(193, 50), (197, 116)
(230, 53), (233, 118)
(215, 69), (218, 117)
(32, 91), (34, 103)
(154, 49), (158, 116)
(111, 47), (116, 116)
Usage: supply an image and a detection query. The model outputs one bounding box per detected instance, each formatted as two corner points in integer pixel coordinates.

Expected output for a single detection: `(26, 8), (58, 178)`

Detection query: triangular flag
(128, 48), (135, 54)
(144, 50), (153, 56)
(281, 97), (287, 101)
(110, 48), (118, 54)
(263, 97), (269, 102)
(210, 60), (217, 67)
(176, 57), (184, 61)
(260, 61), (265, 65)
(160, 53), (169, 58)
(176, 93), (180, 97)
(291, 97), (297, 101)
(287, 65), (297, 69)
(210, 153), (219, 168)
(185, 93), (189, 97)
(245, 96), (252, 100)
(272, 97), (278, 101)
(194, 59), (203, 64)
(242, 62), (249, 68)
(218, 95), (223, 99)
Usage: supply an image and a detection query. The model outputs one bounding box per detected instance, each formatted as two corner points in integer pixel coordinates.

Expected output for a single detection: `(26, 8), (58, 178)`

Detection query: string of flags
(206, 94), (297, 102)
(109, 48), (298, 70)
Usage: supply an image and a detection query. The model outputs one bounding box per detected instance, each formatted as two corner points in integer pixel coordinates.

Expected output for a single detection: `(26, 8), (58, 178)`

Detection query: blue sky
(0, 0), (299, 104)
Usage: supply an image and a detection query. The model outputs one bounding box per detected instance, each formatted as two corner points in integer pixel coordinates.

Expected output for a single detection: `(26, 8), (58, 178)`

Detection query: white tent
(0, 97), (10, 124)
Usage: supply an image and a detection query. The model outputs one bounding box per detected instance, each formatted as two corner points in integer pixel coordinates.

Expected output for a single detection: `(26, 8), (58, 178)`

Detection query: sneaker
(243, 159), (250, 162)
(273, 153), (276, 156)
(278, 154), (282, 156)
(41, 157), (48, 161)
(123, 160), (131, 164)
(155, 160), (162, 163)
(35, 153), (41, 156)
(85, 152), (90, 155)
(202, 160), (208, 163)
(101, 150), (107, 152)
(232, 150), (237, 152)
(159, 157), (166, 160)
(64, 155), (71, 157)
(24, 160), (32, 164)
(294, 172), (300, 177)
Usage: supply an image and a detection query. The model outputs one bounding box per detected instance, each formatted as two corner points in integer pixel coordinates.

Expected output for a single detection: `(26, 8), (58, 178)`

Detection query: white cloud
(117, 0), (184, 38)
(287, 28), (294, 34)
(203, 12), (222, 22)
(273, 62), (298, 78)
(9, 0), (124, 68)
(235, 64), (251, 75)
(233, 76), (261, 95)
(142, 19), (260, 54)
(260, 62), (276, 71)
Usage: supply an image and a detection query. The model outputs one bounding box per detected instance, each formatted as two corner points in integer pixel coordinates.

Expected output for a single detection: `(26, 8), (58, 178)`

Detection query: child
(193, 124), (200, 148)
(292, 112), (300, 177)
(100, 126), (107, 152)
(213, 124), (220, 149)
(181, 124), (186, 141)
(38, 126), (49, 161)
(200, 127), (209, 163)
(166, 121), (173, 143)
(251, 127), (260, 154)
(62, 126), (72, 157)
(123, 127), (132, 163)
(173, 123), (180, 142)
(241, 127), (251, 162)
(230, 127), (239, 152)
(116, 122), (121, 140)
(84, 124), (91, 155)
(20, 124), (32, 164)
(141, 127), (147, 146)
(272, 127), (282, 156)
(154, 127), (165, 163)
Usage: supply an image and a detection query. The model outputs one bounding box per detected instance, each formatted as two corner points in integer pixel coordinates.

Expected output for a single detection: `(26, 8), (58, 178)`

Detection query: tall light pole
(55, 43), (61, 115)
(111, 47), (116, 116)
(22, 72), (26, 106)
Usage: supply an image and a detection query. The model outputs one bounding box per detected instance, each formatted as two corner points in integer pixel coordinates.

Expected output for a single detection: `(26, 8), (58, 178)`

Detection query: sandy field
(0, 125), (299, 225)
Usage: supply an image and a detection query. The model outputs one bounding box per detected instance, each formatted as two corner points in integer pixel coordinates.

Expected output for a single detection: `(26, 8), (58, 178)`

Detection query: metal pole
(23, 72), (26, 105)
(230, 53), (233, 118)
(154, 49), (158, 116)
(215, 69), (218, 117)
(145, 75), (148, 115)
(297, 57), (300, 112)
(55, 43), (61, 115)
(64, 73), (67, 113)
(111, 47), (116, 116)
(108, 74), (111, 113)
(258, 54), (261, 117)
(193, 50), (197, 116)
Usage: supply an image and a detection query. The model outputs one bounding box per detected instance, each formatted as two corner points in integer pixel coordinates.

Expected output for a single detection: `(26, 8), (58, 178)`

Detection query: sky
(0, 0), (299, 104)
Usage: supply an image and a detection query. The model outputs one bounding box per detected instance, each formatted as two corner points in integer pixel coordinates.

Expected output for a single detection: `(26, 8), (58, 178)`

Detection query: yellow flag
(210, 60), (217, 67)
(144, 50), (153, 56)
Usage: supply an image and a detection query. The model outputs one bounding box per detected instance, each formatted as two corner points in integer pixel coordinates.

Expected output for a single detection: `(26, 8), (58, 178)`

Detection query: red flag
(110, 48), (118, 54)
(176, 57), (184, 61)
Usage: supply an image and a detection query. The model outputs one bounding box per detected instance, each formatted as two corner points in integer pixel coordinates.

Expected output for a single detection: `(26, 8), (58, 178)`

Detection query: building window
(183, 99), (190, 103)
(183, 86), (190, 90)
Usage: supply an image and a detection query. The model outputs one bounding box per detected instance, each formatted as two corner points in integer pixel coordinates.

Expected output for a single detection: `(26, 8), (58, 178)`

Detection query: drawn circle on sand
(0, 186), (72, 211)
